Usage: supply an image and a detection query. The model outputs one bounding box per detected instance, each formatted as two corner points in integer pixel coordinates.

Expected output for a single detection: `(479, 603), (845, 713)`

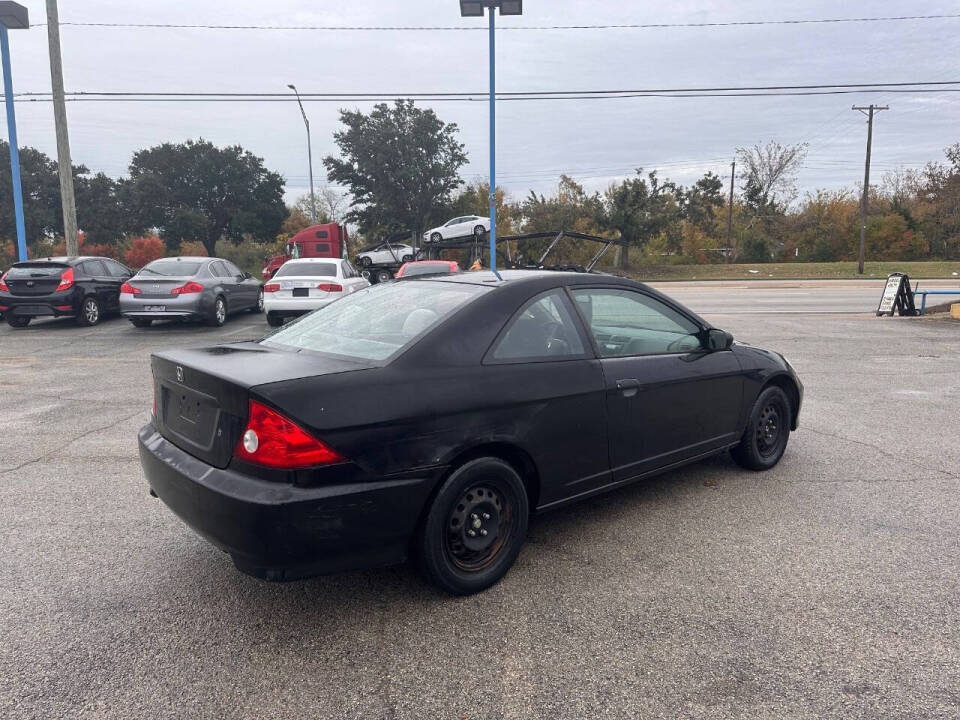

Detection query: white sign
(877, 274), (904, 315)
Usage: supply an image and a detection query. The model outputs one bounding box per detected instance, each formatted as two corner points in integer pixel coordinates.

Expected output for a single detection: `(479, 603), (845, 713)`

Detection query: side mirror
(705, 328), (734, 351)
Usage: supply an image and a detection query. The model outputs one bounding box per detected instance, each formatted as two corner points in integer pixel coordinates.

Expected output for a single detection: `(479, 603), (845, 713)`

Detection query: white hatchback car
(263, 258), (369, 327)
(423, 215), (490, 244)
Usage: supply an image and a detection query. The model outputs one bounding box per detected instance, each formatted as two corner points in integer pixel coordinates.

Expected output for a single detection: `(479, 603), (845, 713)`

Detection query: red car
(395, 260), (460, 279)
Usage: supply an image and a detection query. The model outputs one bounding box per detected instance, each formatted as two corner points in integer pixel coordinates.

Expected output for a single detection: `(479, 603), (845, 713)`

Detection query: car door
(209, 261), (236, 310)
(80, 259), (116, 312)
(484, 289), (610, 507)
(102, 259), (133, 311)
(570, 287), (744, 482)
(223, 260), (255, 309)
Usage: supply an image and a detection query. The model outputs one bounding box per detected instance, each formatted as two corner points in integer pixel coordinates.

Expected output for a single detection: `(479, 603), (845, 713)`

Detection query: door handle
(615, 378), (642, 397)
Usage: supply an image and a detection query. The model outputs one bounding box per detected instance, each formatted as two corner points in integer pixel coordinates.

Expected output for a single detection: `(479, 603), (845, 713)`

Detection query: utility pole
(287, 84), (317, 224)
(45, 0), (78, 255)
(726, 160), (735, 257)
(852, 104), (888, 274)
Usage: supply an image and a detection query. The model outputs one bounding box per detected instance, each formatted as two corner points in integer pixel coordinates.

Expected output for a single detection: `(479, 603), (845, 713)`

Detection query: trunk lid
(4, 262), (69, 297)
(130, 276), (195, 299)
(151, 343), (372, 468)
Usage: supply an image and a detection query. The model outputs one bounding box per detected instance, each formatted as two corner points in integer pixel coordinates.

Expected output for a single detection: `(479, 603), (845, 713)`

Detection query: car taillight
(316, 283), (342, 292)
(171, 281), (203, 295)
(120, 282), (141, 295)
(263, 283), (280, 293)
(0, 272), (8, 292)
(56, 268), (74, 292)
(234, 400), (345, 469)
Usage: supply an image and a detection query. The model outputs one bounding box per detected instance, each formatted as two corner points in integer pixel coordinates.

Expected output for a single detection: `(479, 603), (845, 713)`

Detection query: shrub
(178, 240), (208, 257)
(125, 236), (166, 268)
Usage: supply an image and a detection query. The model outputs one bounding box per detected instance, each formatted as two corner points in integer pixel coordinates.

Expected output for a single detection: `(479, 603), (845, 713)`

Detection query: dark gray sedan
(120, 257), (263, 327)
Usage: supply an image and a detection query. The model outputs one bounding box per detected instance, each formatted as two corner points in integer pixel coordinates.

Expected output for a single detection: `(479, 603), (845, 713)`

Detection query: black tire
(77, 296), (101, 326)
(474, 224), (486, 238)
(251, 288), (264, 313)
(430, 232), (442, 243)
(6, 315), (30, 328)
(731, 386), (791, 471)
(129, 318), (153, 328)
(417, 457), (529, 595)
(206, 296), (227, 327)
(360, 256), (372, 267)
(375, 269), (393, 284)
(401, 254), (414, 264)
(266, 312), (284, 328)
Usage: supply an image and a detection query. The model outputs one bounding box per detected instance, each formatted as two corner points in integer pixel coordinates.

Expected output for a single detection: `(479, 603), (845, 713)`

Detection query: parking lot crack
(804, 427), (960, 481)
(0, 409), (145, 476)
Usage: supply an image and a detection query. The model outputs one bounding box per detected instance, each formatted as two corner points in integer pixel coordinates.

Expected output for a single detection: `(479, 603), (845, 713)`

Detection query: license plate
(144, 305), (166, 312)
(292, 288), (309, 298)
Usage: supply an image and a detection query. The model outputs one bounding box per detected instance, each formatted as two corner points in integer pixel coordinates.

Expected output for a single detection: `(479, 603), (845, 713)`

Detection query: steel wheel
(731, 385), (791, 471)
(755, 403), (782, 458)
(445, 484), (511, 573)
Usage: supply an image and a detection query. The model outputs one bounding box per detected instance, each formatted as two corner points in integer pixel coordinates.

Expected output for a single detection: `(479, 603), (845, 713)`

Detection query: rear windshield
(274, 262), (337, 278)
(402, 264), (455, 278)
(7, 264), (68, 278)
(140, 259), (204, 277)
(263, 281), (489, 361)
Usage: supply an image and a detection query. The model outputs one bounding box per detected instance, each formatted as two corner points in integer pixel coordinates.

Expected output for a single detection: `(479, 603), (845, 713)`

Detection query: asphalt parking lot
(1, 285), (959, 719)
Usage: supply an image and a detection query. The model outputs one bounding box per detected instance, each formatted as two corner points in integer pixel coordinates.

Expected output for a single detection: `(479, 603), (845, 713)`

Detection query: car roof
(15, 256), (109, 266)
(417, 269), (625, 287)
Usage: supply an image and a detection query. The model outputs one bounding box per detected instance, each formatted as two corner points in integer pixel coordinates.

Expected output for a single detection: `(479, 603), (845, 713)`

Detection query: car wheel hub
(756, 405), (780, 454)
(216, 301), (225, 322)
(85, 301), (98, 323)
(447, 486), (504, 564)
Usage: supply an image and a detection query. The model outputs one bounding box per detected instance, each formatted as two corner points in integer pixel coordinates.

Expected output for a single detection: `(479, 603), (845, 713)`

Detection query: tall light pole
(459, 0), (522, 277)
(288, 83), (317, 224)
(0, 1), (28, 262)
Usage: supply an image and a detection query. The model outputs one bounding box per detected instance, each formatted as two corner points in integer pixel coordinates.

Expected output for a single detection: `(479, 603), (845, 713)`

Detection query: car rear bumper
(0, 291), (79, 317)
(264, 296), (338, 314)
(121, 293), (210, 319)
(138, 424), (441, 580)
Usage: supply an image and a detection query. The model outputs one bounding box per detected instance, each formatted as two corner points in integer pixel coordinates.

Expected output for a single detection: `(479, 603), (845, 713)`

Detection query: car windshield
(263, 281), (489, 361)
(140, 260), (203, 276)
(6, 264), (67, 278)
(274, 262), (337, 278)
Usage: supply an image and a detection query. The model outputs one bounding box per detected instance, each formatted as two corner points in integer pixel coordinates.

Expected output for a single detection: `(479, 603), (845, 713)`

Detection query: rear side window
(223, 260), (243, 277)
(274, 262), (337, 278)
(210, 261), (229, 278)
(103, 260), (130, 277)
(80, 259), (107, 276)
(490, 290), (586, 362)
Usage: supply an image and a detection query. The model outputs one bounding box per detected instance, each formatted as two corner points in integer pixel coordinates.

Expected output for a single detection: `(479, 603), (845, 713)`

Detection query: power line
(29, 13), (960, 31)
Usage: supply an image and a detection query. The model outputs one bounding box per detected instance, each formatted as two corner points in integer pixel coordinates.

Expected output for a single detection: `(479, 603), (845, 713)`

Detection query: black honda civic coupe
(139, 270), (802, 595)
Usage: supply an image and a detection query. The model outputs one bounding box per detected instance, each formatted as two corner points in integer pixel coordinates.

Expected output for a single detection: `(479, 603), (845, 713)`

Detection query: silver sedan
(120, 256), (263, 327)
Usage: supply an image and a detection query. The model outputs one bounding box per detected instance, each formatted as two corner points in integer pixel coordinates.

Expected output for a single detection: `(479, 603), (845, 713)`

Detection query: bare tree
(735, 141), (809, 211)
(319, 185), (349, 223)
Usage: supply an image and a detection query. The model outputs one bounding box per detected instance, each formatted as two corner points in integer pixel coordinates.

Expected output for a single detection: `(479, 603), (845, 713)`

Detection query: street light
(287, 83), (317, 224)
(0, 1), (29, 262)
(459, 0), (522, 277)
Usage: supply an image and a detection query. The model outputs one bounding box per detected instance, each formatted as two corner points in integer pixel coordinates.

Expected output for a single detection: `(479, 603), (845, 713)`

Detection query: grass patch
(608, 261), (960, 282)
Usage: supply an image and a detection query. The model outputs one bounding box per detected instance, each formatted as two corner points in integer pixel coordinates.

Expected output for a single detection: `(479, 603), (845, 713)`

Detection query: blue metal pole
(488, 7), (498, 276)
(1, 24), (27, 262)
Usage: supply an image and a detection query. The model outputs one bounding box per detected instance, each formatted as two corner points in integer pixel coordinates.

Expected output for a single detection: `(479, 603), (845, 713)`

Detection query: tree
(736, 141), (808, 212)
(681, 172), (725, 236)
(75, 170), (125, 245)
(600, 170), (682, 268)
(324, 100), (467, 237)
(0, 140), (61, 251)
(122, 139), (287, 256)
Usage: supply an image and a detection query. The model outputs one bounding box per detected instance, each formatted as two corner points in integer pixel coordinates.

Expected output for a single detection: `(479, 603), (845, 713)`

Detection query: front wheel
(474, 224), (486, 238)
(401, 254), (414, 264)
(360, 256), (372, 267)
(6, 315), (30, 328)
(430, 232), (442, 243)
(266, 312), (284, 328)
(251, 288), (264, 313)
(77, 297), (101, 326)
(417, 457), (529, 595)
(731, 386), (791, 470)
(206, 296), (227, 327)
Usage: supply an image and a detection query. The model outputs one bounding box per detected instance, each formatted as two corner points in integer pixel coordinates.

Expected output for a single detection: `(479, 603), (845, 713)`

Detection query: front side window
(263, 281), (489, 362)
(490, 290), (585, 361)
(572, 289), (702, 357)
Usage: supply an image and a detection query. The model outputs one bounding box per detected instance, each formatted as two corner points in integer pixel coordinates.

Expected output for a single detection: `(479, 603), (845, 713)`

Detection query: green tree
(122, 139), (287, 256)
(324, 100), (467, 237)
(681, 172), (725, 236)
(0, 140), (61, 251)
(600, 170), (682, 268)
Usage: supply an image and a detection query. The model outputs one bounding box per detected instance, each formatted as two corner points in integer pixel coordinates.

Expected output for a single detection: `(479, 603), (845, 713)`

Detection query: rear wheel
(360, 256), (372, 267)
(77, 297), (101, 326)
(417, 457), (529, 595)
(474, 224), (486, 238)
(6, 315), (30, 328)
(266, 312), (284, 328)
(401, 254), (414, 264)
(375, 269), (393, 284)
(129, 318), (153, 328)
(206, 296), (227, 327)
(731, 386), (791, 470)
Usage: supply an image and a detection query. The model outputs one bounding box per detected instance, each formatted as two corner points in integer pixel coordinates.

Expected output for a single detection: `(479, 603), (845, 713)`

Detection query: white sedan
(263, 258), (369, 327)
(355, 242), (417, 267)
(422, 215), (490, 244)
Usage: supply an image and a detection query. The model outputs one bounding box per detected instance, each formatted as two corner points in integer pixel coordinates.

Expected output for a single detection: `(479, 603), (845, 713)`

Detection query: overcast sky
(3, 0), (959, 207)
